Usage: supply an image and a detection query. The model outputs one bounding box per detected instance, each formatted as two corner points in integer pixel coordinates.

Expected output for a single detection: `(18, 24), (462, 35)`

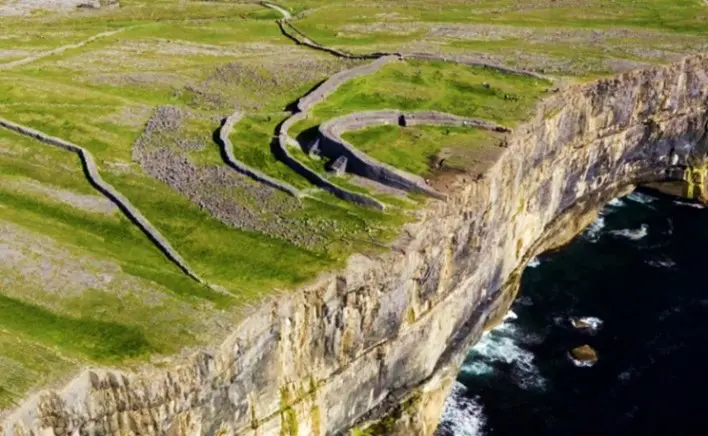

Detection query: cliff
(2, 54), (707, 436)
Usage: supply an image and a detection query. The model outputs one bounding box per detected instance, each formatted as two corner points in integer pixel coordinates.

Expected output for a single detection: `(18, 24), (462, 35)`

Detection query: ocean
(436, 190), (708, 436)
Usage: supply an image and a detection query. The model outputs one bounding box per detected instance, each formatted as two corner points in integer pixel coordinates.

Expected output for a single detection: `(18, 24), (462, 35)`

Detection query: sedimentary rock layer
(3, 53), (706, 436)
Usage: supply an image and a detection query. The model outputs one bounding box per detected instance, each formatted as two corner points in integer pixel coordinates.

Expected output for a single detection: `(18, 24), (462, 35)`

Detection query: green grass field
(343, 125), (504, 177)
(0, 0), (706, 410)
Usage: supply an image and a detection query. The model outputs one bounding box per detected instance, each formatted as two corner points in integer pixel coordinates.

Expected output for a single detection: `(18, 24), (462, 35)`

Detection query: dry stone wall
(218, 111), (301, 198)
(0, 116), (208, 286)
(276, 113), (385, 209)
(318, 110), (510, 198)
(296, 56), (400, 113)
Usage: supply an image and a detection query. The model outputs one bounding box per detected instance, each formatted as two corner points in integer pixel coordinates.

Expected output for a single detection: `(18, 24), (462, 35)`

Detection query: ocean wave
(436, 382), (487, 436)
(627, 191), (657, 205)
(673, 200), (705, 209)
(461, 361), (495, 377)
(610, 223), (648, 241)
(646, 257), (676, 268)
(516, 295), (534, 307)
(569, 316), (604, 334)
(568, 355), (597, 368)
(527, 257), (541, 268)
(467, 311), (547, 391)
(607, 198), (626, 208)
(583, 216), (606, 242)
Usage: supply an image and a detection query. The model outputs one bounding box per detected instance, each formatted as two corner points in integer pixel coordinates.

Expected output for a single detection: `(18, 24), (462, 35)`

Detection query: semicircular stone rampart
(318, 110), (511, 198)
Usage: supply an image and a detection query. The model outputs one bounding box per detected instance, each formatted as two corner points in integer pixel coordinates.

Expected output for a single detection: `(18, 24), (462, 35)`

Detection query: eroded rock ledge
(2, 55), (707, 436)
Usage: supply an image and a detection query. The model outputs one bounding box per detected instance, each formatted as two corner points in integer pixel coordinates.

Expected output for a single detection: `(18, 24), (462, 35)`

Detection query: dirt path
(0, 28), (125, 71)
(0, 116), (218, 291)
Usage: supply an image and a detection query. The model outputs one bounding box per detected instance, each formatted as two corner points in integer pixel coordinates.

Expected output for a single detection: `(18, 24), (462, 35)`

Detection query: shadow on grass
(0, 293), (153, 362)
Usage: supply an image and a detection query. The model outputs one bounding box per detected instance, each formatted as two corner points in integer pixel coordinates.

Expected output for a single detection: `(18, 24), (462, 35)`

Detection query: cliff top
(0, 0), (706, 412)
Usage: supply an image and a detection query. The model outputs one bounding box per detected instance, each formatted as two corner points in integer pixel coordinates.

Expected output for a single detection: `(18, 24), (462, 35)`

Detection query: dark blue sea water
(436, 190), (708, 436)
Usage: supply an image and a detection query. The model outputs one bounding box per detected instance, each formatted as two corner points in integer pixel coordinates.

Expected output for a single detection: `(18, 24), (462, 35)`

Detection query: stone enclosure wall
(318, 110), (510, 198)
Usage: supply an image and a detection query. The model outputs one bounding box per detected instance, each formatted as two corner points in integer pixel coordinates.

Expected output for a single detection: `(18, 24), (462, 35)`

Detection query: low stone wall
(277, 20), (383, 60)
(403, 53), (551, 81)
(0, 116), (207, 286)
(297, 55), (400, 113)
(276, 113), (386, 209)
(318, 110), (511, 198)
(218, 111), (301, 198)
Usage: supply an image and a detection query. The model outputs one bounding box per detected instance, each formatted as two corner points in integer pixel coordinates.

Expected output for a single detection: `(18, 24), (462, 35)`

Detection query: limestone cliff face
(2, 54), (708, 436)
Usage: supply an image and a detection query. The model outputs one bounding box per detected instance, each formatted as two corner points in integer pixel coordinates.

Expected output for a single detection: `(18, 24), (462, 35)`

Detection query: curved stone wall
(276, 112), (385, 209)
(318, 110), (510, 198)
(402, 53), (551, 81)
(0, 117), (209, 287)
(218, 111), (301, 198)
(296, 55), (400, 113)
(3, 53), (707, 436)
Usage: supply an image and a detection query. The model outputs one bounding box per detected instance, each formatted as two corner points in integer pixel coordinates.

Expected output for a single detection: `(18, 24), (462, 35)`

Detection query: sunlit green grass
(344, 124), (502, 176)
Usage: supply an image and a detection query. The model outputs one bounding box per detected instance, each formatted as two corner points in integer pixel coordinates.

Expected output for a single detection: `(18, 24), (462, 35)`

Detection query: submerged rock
(569, 316), (603, 333)
(570, 345), (599, 367)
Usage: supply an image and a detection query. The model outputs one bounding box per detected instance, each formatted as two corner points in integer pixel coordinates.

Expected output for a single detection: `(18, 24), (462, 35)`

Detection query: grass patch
(343, 124), (502, 176)
(309, 60), (550, 124)
(0, 331), (76, 409)
(0, 292), (153, 361)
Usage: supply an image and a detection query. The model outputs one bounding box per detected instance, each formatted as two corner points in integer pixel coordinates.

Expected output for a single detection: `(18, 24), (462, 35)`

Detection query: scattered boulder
(569, 344), (598, 367)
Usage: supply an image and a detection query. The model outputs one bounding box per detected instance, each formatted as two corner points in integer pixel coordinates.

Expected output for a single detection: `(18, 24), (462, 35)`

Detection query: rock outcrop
(570, 345), (599, 366)
(2, 54), (707, 436)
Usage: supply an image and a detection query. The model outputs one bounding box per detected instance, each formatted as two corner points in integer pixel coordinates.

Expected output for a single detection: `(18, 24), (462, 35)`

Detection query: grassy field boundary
(0, 116), (215, 290)
(218, 111), (301, 198)
(276, 112), (385, 209)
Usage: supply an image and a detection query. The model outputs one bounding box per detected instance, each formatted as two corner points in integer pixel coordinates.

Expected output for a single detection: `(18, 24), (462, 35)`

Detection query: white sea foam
(569, 355), (597, 368)
(673, 200), (705, 209)
(608, 198), (626, 207)
(646, 257), (676, 268)
(569, 316), (604, 332)
(610, 223), (648, 241)
(627, 191), (657, 205)
(516, 295), (534, 307)
(467, 311), (547, 391)
(583, 216), (606, 242)
(461, 361), (494, 377)
(527, 257), (541, 268)
(436, 382), (487, 436)
(617, 369), (633, 383)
